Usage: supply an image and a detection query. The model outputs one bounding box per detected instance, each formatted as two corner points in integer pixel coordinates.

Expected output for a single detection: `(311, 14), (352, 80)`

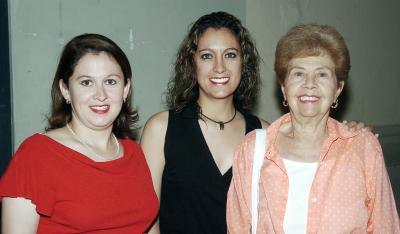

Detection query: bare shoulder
(43, 127), (72, 144)
(142, 111), (169, 135)
(141, 111), (169, 147)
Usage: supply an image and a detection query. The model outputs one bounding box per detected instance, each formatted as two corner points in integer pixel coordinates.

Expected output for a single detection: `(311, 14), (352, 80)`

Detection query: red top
(0, 134), (159, 233)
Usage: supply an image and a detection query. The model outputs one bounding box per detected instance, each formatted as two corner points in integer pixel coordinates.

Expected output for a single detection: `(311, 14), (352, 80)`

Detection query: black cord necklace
(199, 108), (237, 130)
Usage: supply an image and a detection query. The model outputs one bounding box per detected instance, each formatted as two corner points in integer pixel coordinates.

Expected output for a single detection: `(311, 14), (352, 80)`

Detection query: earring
(282, 100), (288, 107)
(331, 99), (338, 109)
(66, 99), (71, 104)
(123, 98), (126, 103)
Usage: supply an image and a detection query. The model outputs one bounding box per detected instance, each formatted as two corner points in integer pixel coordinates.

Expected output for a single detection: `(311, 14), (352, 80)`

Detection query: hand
(342, 120), (378, 137)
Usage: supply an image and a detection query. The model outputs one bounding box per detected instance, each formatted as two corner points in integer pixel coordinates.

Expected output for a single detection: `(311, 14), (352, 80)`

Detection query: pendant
(219, 122), (224, 130)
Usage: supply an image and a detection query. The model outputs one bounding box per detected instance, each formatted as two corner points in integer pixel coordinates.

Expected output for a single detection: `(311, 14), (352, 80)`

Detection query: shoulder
(120, 138), (147, 161)
(121, 138), (140, 149)
(143, 111), (169, 132)
(16, 134), (49, 156)
(234, 130), (258, 163)
(352, 131), (383, 156)
(337, 128), (384, 169)
(8, 133), (56, 170)
(141, 111), (169, 145)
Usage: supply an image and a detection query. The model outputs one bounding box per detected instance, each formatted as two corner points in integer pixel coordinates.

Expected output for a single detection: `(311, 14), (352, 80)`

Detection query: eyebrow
(289, 66), (332, 71)
(197, 47), (240, 53)
(76, 74), (122, 79)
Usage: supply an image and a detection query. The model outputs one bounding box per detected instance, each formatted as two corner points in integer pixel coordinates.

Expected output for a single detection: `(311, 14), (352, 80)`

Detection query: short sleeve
(0, 134), (56, 216)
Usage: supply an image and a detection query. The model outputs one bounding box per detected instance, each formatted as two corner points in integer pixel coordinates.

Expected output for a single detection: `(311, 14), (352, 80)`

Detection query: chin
(297, 110), (329, 118)
(87, 118), (115, 129)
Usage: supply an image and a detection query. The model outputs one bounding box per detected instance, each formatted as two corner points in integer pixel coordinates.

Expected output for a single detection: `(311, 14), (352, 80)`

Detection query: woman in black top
(141, 12), (269, 233)
(141, 11), (368, 234)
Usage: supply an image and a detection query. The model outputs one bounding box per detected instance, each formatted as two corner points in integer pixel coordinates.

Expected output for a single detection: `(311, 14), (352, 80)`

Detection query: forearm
(2, 197), (40, 234)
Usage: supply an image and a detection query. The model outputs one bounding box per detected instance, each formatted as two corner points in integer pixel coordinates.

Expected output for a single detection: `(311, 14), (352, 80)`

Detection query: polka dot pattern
(227, 114), (400, 233)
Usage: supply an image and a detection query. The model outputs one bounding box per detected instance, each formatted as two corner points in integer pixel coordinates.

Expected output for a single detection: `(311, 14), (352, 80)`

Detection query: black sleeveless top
(160, 105), (261, 233)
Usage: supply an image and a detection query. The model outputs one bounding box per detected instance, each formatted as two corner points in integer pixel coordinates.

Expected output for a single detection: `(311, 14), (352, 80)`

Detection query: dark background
(0, 0), (12, 176)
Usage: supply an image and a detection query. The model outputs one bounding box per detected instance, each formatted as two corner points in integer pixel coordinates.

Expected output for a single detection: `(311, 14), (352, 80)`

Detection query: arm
(140, 111), (169, 234)
(365, 136), (400, 233)
(226, 134), (255, 233)
(2, 197), (40, 234)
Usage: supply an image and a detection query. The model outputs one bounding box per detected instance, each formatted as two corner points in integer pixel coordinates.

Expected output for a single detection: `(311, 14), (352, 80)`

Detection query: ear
(335, 81), (344, 100)
(59, 79), (70, 101)
(280, 85), (287, 101)
(123, 79), (131, 101)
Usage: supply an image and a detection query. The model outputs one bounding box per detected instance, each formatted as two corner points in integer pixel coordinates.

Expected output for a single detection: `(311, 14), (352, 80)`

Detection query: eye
(225, 52), (237, 59)
(80, 79), (93, 86)
(105, 79), (118, 85)
(318, 72), (329, 78)
(293, 71), (304, 77)
(200, 53), (213, 60)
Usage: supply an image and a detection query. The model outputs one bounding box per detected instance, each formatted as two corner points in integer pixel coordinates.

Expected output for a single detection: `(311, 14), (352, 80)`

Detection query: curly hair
(275, 23), (350, 85)
(46, 33), (139, 139)
(167, 11), (261, 111)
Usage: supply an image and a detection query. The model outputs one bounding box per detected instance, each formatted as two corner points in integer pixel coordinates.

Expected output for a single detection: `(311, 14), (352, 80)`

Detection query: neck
(197, 96), (236, 120)
(69, 119), (114, 151)
(288, 113), (329, 144)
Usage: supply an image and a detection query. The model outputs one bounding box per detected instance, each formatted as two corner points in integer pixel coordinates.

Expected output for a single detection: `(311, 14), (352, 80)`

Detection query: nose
(304, 74), (317, 89)
(94, 84), (107, 101)
(213, 56), (226, 74)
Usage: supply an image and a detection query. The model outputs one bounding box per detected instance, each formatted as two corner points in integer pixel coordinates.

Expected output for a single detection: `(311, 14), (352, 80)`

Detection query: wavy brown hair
(167, 11), (261, 111)
(275, 23), (350, 85)
(46, 33), (138, 139)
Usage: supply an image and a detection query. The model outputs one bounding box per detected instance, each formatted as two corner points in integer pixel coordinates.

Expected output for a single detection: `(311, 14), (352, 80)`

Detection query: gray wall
(10, 0), (245, 148)
(10, 0), (400, 149)
(246, 0), (400, 125)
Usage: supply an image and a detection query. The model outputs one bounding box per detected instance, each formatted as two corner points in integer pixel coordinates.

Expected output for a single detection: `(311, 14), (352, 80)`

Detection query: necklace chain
(199, 108), (237, 130)
(66, 123), (120, 160)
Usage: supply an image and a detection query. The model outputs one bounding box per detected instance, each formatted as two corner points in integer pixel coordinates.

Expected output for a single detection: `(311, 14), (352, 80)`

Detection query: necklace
(199, 108), (237, 130)
(66, 123), (120, 160)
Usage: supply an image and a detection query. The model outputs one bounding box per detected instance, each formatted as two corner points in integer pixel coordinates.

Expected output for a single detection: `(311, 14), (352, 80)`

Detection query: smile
(298, 95), (319, 103)
(90, 105), (110, 114)
(210, 77), (229, 85)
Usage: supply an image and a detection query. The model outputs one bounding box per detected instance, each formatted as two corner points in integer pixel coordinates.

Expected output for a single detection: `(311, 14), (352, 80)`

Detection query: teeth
(299, 96), (319, 101)
(210, 77), (229, 83)
(91, 105), (109, 110)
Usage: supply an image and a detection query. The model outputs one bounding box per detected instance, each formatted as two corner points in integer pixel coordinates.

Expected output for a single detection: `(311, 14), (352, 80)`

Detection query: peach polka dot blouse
(227, 114), (399, 234)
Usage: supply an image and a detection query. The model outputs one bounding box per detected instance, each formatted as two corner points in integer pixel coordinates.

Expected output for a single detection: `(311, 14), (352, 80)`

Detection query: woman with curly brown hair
(141, 12), (269, 233)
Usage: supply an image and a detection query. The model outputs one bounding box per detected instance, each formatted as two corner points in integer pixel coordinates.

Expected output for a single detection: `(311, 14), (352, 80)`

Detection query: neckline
(36, 133), (128, 164)
(194, 108), (249, 177)
(282, 158), (318, 166)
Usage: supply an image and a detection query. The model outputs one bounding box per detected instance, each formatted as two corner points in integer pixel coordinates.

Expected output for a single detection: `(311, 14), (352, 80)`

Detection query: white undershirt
(282, 158), (318, 234)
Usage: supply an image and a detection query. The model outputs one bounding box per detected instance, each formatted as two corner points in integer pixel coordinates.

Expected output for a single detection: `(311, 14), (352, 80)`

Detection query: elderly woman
(0, 34), (158, 233)
(227, 24), (399, 233)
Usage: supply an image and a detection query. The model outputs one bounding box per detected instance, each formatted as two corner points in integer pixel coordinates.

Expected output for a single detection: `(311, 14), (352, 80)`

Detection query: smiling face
(60, 52), (130, 131)
(281, 54), (344, 120)
(194, 27), (242, 102)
